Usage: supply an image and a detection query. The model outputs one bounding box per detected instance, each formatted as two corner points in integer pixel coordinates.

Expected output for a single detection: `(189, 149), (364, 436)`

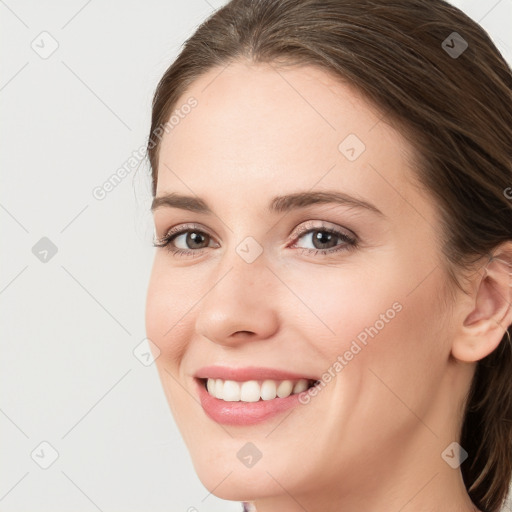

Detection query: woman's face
(145, 61), (469, 505)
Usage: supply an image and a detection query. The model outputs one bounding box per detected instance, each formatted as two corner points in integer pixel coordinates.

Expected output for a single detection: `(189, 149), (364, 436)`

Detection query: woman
(144, 1), (512, 511)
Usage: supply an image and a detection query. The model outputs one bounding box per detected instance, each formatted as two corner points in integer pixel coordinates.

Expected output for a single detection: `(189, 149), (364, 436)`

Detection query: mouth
(192, 365), (322, 425)
(198, 377), (320, 402)
(194, 375), (321, 426)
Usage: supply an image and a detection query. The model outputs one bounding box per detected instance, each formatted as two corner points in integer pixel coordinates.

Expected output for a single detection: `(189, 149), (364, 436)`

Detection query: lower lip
(195, 378), (306, 426)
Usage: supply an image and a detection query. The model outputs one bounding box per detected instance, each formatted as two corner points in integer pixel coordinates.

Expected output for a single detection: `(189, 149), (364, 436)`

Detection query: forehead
(161, 60), (385, 156)
(156, 60), (418, 217)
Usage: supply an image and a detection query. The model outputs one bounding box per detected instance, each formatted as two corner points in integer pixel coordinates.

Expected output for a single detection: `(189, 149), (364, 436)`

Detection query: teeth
(214, 378), (224, 399)
(204, 378), (313, 402)
(277, 380), (293, 398)
(241, 381), (260, 402)
(293, 379), (309, 394)
(223, 380), (242, 401)
(261, 380), (276, 400)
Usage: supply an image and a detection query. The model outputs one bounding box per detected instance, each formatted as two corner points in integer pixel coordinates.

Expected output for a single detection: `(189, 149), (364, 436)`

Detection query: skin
(145, 60), (511, 511)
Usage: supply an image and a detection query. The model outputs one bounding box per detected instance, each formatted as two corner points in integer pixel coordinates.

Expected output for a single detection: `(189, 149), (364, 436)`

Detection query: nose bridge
(211, 233), (270, 298)
(195, 237), (279, 344)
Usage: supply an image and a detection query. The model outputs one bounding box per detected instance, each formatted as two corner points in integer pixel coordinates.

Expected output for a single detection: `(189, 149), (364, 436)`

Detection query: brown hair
(146, 1), (512, 510)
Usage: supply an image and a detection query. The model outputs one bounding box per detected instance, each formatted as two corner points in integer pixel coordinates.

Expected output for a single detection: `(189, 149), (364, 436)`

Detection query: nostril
(232, 331), (256, 338)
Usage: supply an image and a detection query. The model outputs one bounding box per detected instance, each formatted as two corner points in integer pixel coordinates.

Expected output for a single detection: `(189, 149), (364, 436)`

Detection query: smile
(203, 377), (318, 402)
(193, 367), (321, 426)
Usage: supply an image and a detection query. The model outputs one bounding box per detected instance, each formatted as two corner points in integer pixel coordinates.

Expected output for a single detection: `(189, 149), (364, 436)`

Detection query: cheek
(343, 269), (451, 427)
(279, 261), (407, 357)
(288, 262), (450, 453)
(145, 258), (196, 365)
(145, 261), (201, 433)
(283, 259), (449, 392)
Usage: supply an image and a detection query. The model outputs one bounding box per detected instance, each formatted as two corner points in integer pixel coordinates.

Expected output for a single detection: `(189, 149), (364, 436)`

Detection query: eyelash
(152, 221), (358, 258)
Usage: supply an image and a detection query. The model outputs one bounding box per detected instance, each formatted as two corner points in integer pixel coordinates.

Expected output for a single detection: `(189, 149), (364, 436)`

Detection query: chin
(193, 464), (282, 502)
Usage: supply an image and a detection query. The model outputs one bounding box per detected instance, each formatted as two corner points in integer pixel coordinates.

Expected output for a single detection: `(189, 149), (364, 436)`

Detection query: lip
(194, 365), (318, 382)
(195, 377), (309, 426)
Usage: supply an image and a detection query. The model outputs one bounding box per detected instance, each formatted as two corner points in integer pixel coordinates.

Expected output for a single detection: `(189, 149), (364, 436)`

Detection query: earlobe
(451, 249), (512, 363)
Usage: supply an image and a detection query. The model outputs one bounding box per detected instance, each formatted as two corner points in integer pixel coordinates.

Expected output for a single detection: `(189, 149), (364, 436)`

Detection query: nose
(194, 248), (280, 347)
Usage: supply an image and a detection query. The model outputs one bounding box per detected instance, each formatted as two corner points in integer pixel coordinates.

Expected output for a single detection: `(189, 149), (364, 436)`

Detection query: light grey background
(1, 1), (511, 511)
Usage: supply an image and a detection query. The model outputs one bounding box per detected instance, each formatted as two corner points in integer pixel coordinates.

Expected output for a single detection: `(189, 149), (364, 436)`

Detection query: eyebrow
(151, 191), (385, 217)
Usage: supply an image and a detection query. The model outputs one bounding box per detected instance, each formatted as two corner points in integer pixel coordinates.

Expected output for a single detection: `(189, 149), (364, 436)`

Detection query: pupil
(314, 231), (335, 249)
(188, 232), (207, 248)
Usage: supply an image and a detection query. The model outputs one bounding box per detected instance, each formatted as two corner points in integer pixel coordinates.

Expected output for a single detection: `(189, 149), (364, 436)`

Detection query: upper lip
(194, 365), (318, 382)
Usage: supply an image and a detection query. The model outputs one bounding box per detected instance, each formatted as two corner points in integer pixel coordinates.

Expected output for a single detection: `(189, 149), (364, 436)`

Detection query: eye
(289, 220), (357, 256)
(153, 221), (358, 259)
(152, 223), (218, 258)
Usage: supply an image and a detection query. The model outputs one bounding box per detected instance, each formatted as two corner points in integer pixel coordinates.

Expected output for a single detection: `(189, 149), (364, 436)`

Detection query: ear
(451, 244), (512, 363)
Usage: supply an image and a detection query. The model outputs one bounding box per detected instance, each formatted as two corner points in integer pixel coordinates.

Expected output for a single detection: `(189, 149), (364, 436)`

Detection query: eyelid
(157, 222), (217, 243)
(289, 219), (356, 243)
(156, 220), (354, 243)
